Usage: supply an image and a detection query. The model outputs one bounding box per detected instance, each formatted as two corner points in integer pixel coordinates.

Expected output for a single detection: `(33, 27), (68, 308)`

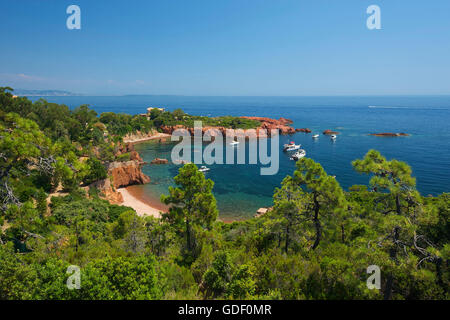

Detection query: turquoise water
(29, 96), (450, 220)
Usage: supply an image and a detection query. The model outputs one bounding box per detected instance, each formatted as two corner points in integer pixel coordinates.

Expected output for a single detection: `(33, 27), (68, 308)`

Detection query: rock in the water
(296, 128), (312, 133)
(151, 158), (169, 164)
(323, 129), (340, 135)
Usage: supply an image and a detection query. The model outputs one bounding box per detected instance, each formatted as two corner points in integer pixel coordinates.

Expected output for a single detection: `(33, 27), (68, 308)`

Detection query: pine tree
(161, 163), (218, 256)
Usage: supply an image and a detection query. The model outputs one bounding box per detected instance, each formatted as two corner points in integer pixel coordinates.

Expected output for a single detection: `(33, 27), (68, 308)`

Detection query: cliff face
(108, 160), (150, 189)
(115, 142), (145, 162)
(89, 145), (150, 204)
(90, 178), (124, 204)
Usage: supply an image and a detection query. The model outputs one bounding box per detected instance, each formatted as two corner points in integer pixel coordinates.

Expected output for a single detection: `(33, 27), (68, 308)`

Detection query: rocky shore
(160, 116), (304, 137)
(90, 115), (411, 220)
(107, 160), (150, 189)
(89, 141), (152, 208)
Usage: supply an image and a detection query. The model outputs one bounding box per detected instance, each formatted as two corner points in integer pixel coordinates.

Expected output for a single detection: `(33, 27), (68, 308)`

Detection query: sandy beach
(123, 132), (171, 144)
(118, 187), (163, 218)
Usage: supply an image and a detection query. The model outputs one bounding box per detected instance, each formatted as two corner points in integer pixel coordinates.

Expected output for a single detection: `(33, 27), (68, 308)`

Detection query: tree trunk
(384, 226), (399, 300)
(312, 194), (321, 250)
(277, 232), (281, 248)
(435, 257), (445, 291)
(384, 275), (394, 300)
(186, 218), (191, 252)
(285, 224), (290, 254)
(395, 194), (401, 215)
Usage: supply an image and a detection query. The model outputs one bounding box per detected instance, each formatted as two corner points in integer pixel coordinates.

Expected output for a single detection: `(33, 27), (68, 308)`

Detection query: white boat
(290, 149), (306, 161)
(331, 134), (337, 140)
(283, 141), (301, 152)
(312, 134), (319, 139)
(229, 140), (240, 145)
(198, 166), (210, 172)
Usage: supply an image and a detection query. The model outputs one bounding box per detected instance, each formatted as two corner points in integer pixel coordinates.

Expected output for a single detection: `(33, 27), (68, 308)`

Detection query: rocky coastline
(91, 114), (410, 219)
(89, 142), (151, 205)
(159, 116), (307, 137)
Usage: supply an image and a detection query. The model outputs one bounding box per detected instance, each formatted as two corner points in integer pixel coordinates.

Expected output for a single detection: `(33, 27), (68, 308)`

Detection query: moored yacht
(283, 141), (301, 152)
(290, 149), (306, 161)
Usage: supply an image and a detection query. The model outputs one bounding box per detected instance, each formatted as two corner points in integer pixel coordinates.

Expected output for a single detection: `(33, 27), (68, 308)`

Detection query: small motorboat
(330, 134), (337, 140)
(199, 166), (210, 172)
(290, 149), (306, 161)
(283, 141), (301, 152)
(312, 134), (319, 139)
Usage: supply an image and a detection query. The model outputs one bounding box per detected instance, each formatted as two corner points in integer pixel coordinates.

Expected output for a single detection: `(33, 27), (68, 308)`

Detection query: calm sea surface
(29, 96), (450, 220)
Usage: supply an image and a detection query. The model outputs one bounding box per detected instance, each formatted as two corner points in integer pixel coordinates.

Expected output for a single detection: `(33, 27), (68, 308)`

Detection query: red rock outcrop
(115, 142), (133, 155)
(130, 150), (143, 162)
(240, 116), (297, 135)
(89, 146), (149, 203)
(151, 158), (169, 164)
(161, 125), (227, 136)
(114, 142), (144, 162)
(108, 160), (150, 189)
(278, 117), (293, 125)
(258, 121), (296, 135)
(89, 178), (124, 204)
(369, 133), (409, 137)
(160, 116), (298, 137)
(323, 129), (340, 135)
(296, 128), (312, 133)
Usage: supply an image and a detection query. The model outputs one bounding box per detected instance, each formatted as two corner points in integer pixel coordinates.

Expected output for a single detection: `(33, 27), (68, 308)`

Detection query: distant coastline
(13, 89), (82, 96)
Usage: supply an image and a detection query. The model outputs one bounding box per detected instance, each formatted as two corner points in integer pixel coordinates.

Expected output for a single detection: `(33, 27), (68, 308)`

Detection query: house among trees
(147, 107), (165, 115)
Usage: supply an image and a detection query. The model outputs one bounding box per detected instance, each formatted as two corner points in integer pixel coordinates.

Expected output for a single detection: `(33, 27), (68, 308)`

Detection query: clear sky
(1, 0), (449, 96)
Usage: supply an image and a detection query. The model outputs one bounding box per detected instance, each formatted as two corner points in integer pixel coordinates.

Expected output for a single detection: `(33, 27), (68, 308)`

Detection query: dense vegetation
(0, 87), (448, 300)
(148, 107), (261, 129)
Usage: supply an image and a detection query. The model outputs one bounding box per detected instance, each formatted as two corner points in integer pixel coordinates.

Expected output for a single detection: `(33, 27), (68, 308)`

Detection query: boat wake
(368, 105), (447, 110)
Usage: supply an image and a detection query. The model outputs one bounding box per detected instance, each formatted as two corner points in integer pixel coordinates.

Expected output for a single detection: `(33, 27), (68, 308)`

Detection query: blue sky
(1, 0), (449, 95)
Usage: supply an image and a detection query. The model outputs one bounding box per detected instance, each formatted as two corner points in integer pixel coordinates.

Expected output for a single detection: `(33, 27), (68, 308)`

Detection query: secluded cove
(28, 95), (450, 220)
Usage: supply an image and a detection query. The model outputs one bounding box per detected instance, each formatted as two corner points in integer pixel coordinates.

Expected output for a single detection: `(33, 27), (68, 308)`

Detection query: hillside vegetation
(0, 87), (448, 300)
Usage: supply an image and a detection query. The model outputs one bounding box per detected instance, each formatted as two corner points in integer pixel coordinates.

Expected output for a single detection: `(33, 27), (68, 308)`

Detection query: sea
(28, 95), (450, 220)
